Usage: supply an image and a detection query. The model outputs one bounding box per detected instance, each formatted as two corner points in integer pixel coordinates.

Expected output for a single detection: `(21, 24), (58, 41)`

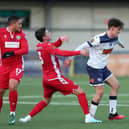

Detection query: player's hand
(63, 58), (72, 68)
(119, 44), (125, 48)
(2, 51), (15, 59)
(60, 36), (69, 42)
(80, 49), (89, 57)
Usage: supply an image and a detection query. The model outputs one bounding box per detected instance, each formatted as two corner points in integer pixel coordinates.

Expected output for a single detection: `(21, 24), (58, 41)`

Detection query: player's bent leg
(105, 75), (120, 96)
(19, 98), (51, 123)
(73, 88), (102, 123)
(105, 76), (124, 120)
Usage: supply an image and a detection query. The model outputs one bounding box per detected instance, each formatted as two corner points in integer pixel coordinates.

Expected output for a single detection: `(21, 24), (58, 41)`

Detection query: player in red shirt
(19, 27), (102, 124)
(0, 16), (29, 125)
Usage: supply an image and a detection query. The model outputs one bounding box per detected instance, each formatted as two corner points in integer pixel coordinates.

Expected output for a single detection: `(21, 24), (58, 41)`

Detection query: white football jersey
(75, 32), (124, 69)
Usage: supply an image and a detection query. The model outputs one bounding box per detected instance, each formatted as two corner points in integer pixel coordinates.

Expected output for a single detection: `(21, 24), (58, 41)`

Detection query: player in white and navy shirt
(63, 18), (125, 121)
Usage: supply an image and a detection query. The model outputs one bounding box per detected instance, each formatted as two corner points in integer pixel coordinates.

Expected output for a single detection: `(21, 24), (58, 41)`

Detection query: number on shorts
(16, 68), (22, 76)
(60, 78), (69, 84)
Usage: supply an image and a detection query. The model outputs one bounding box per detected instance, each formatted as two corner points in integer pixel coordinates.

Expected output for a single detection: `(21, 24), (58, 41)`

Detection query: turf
(0, 76), (128, 129)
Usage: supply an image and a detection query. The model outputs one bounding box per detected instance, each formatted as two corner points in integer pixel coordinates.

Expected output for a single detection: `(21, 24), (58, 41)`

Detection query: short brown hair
(8, 16), (21, 26)
(108, 18), (124, 29)
(35, 27), (46, 42)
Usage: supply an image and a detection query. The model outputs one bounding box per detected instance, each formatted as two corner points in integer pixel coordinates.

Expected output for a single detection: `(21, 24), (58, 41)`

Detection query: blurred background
(0, 0), (129, 76)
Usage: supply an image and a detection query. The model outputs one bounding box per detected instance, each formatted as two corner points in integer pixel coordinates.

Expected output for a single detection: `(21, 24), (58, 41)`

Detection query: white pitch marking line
(3, 93), (129, 99)
(3, 101), (129, 107)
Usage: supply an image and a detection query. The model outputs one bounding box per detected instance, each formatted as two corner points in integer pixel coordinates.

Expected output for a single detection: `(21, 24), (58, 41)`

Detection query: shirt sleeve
(14, 34), (29, 56)
(75, 41), (91, 51)
(49, 45), (80, 56)
(116, 39), (125, 48)
(75, 36), (100, 51)
(51, 38), (62, 47)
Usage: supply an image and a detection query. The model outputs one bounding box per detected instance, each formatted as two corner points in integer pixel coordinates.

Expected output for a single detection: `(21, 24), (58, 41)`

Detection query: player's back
(37, 42), (61, 79)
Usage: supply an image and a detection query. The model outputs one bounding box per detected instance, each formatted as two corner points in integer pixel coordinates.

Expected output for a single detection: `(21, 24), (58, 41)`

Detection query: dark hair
(8, 16), (21, 25)
(35, 27), (46, 42)
(108, 18), (124, 29)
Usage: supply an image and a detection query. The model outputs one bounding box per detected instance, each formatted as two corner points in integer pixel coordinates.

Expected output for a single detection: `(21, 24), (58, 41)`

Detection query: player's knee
(9, 86), (17, 91)
(94, 91), (104, 102)
(9, 79), (18, 91)
(43, 98), (51, 105)
(112, 82), (120, 91)
(96, 87), (104, 98)
(116, 83), (120, 90)
(73, 88), (85, 96)
(94, 94), (103, 102)
(98, 91), (104, 98)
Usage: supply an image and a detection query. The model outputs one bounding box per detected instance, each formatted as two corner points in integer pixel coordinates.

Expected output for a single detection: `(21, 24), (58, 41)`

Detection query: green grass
(0, 76), (129, 129)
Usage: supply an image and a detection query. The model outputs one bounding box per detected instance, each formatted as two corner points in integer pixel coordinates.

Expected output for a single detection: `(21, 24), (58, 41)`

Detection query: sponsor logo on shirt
(90, 38), (94, 43)
(5, 42), (20, 48)
(102, 48), (113, 54)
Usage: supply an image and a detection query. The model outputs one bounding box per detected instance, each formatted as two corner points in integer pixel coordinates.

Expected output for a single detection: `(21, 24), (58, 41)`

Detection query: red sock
(77, 93), (89, 115)
(9, 90), (18, 112)
(0, 97), (3, 112)
(29, 101), (47, 117)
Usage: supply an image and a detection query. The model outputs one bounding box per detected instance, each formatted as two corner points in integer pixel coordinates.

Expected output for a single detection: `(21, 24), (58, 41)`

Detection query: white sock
(90, 101), (98, 117)
(10, 112), (15, 115)
(109, 99), (117, 114)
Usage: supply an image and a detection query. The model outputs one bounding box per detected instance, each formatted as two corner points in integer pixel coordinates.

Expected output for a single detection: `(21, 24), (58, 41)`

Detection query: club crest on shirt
(16, 35), (21, 40)
(90, 38), (94, 43)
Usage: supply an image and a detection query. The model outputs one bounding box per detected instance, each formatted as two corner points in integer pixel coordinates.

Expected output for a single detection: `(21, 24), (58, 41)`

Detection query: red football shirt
(0, 28), (29, 65)
(37, 38), (80, 79)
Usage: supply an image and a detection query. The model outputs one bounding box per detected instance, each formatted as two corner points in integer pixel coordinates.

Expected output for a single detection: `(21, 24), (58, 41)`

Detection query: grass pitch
(0, 76), (128, 129)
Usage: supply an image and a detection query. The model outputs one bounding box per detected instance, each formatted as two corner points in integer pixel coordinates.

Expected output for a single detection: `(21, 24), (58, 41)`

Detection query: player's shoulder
(94, 32), (106, 39)
(36, 42), (50, 49)
(91, 32), (108, 43)
(98, 32), (118, 43)
(89, 33), (105, 44)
